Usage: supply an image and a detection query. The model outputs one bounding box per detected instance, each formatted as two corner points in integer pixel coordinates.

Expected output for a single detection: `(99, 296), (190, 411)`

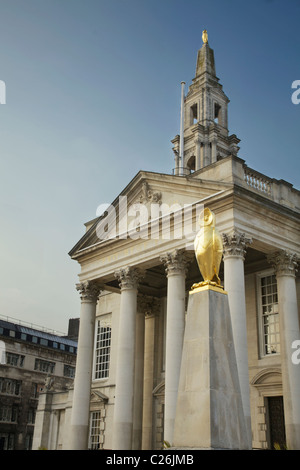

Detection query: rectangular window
(89, 411), (102, 450)
(214, 102), (222, 124)
(0, 378), (21, 396)
(27, 408), (36, 424)
(24, 434), (33, 450)
(0, 433), (15, 450)
(0, 405), (18, 423)
(34, 359), (55, 374)
(31, 383), (41, 398)
(94, 320), (111, 380)
(190, 103), (198, 125)
(6, 353), (25, 368)
(259, 274), (280, 355)
(63, 364), (75, 378)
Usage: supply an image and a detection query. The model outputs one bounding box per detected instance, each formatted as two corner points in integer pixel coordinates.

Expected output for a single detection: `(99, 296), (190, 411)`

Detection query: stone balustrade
(244, 168), (272, 196)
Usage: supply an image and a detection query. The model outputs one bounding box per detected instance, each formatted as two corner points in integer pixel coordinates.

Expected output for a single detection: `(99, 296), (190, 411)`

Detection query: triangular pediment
(90, 390), (109, 403)
(69, 170), (229, 258)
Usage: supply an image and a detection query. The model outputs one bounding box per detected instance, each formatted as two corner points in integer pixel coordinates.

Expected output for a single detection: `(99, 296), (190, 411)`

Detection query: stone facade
(33, 35), (300, 450)
(0, 318), (77, 450)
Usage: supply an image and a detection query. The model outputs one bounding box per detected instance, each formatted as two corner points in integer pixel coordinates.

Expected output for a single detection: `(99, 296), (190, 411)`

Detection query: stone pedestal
(173, 286), (250, 449)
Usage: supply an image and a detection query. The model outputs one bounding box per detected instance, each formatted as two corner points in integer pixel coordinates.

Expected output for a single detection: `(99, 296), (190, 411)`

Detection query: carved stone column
(211, 136), (217, 163)
(203, 137), (210, 166)
(160, 250), (189, 445)
(194, 136), (201, 171)
(132, 297), (145, 450)
(69, 280), (101, 450)
(222, 231), (252, 447)
(112, 267), (142, 450)
(138, 295), (160, 449)
(268, 250), (300, 449)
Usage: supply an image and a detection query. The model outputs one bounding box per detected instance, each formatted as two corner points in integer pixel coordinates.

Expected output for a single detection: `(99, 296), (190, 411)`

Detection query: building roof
(0, 318), (77, 353)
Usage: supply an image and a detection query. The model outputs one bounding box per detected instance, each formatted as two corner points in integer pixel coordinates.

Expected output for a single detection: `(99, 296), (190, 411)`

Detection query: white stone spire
(172, 31), (240, 174)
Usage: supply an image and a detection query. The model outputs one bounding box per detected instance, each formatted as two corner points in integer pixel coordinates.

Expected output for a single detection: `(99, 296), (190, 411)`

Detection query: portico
(68, 161), (299, 449)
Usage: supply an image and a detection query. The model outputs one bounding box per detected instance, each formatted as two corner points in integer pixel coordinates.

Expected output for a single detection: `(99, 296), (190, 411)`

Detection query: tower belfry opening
(172, 30), (240, 175)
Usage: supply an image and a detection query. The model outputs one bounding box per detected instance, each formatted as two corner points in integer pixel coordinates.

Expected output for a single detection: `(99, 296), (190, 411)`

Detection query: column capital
(137, 294), (160, 318)
(267, 250), (298, 278)
(222, 231), (252, 260)
(115, 266), (143, 290)
(160, 249), (189, 277)
(193, 135), (202, 145)
(76, 280), (101, 303)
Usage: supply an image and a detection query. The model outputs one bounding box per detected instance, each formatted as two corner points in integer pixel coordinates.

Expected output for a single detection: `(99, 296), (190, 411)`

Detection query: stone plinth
(173, 285), (250, 449)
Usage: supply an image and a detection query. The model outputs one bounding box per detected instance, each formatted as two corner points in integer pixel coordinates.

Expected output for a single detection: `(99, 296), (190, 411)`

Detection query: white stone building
(33, 34), (300, 450)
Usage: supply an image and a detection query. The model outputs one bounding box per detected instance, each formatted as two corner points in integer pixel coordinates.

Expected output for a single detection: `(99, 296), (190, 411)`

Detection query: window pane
(89, 411), (104, 450)
(94, 321), (111, 379)
(261, 275), (280, 355)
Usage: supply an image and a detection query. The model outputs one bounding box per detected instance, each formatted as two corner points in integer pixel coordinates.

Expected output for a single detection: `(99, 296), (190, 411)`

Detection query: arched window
(186, 155), (195, 172)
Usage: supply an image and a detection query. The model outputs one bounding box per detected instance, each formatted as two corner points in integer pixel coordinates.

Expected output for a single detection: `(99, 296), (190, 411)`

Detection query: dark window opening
(186, 155), (195, 172)
(190, 104), (198, 125)
(214, 103), (222, 125)
(267, 396), (286, 449)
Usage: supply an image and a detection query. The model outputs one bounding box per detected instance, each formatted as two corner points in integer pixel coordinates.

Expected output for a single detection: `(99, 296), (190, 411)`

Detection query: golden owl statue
(202, 29), (208, 44)
(192, 208), (223, 289)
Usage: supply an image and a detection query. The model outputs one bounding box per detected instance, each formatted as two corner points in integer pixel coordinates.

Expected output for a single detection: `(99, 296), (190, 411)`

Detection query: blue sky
(0, 0), (299, 333)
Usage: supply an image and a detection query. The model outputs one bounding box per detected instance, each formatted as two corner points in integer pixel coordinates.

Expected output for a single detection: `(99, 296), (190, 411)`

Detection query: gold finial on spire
(202, 29), (208, 44)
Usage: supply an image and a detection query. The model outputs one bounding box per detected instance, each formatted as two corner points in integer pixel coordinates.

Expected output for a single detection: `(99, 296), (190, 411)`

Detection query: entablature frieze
(72, 185), (299, 287)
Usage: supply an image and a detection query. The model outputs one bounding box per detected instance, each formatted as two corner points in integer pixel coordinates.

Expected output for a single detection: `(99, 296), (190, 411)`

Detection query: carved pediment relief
(139, 181), (162, 205)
